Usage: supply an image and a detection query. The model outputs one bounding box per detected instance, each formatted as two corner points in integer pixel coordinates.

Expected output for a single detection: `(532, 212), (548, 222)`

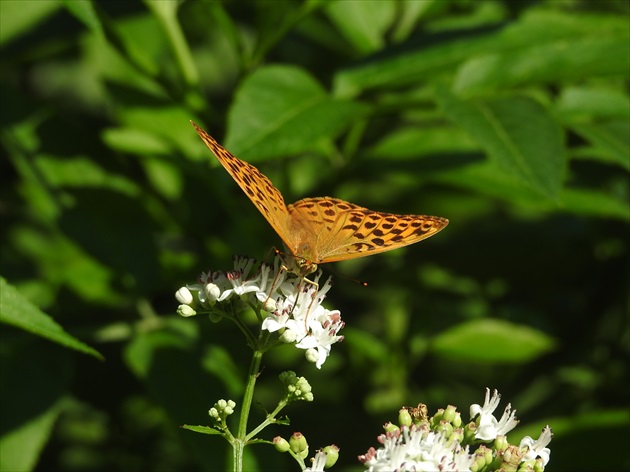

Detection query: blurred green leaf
(324, 1), (396, 54)
(0, 0), (61, 46)
(102, 127), (172, 155)
(454, 37), (629, 95)
(555, 86), (630, 122)
(569, 121), (630, 170)
(0, 277), (103, 360)
(0, 343), (73, 472)
(436, 87), (565, 200)
(431, 319), (557, 363)
(560, 187), (629, 221)
(224, 65), (370, 160)
(62, 0), (103, 37)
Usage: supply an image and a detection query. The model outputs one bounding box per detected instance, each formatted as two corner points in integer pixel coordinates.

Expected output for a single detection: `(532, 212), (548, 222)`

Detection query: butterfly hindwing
(288, 197), (449, 263)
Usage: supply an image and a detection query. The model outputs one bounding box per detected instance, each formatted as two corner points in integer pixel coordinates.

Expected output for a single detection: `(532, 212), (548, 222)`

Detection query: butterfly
(191, 121), (448, 277)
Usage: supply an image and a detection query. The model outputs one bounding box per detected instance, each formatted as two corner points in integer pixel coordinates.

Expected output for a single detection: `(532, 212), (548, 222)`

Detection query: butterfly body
(191, 122), (448, 273)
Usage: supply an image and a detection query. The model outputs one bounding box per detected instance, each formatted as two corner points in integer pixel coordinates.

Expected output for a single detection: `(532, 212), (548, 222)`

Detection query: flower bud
(175, 287), (193, 305)
(289, 432), (308, 455)
(435, 420), (453, 437)
(273, 436), (290, 452)
(495, 434), (509, 452)
(443, 405), (457, 423)
(399, 408), (412, 427)
(305, 348), (319, 364)
(322, 444), (340, 468)
(204, 283), (221, 304)
(280, 329), (297, 343)
(177, 304), (197, 317)
(383, 422), (399, 433)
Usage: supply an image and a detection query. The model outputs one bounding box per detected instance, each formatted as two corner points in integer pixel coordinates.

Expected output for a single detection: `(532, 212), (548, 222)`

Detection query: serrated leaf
(435, 86), (565, 200)
(0, 277), (104, 360)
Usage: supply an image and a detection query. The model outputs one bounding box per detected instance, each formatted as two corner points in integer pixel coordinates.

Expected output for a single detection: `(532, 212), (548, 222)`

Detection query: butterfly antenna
(325, 265), (368, 287)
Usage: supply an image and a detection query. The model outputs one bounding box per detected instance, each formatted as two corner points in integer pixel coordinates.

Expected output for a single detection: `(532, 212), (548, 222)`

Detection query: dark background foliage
(1, 1), (628, 471)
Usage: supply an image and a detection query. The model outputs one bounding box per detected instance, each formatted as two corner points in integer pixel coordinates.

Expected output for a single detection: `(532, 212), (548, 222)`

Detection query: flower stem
(233, 348), (263, 472)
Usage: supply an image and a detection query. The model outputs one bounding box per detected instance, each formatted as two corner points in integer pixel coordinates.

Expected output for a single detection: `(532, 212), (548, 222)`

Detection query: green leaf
(0, 277), (103, 360)
(431, 319), (557, 363)
(62, 0), (104, 37)
(224, 65), (369, 161)
(569, 121), (630, 170)
(0, 0), (61, 46)
(435, 86), (565, 200)
(181, 425), (222, 435)
(560, 187), (629, 221)
(0, 344), (73, 472)
(454, 37), (630, 95)
(555, 86), (630, 122)
(102, 127), (172, 155)
(324, 1), (396, 54)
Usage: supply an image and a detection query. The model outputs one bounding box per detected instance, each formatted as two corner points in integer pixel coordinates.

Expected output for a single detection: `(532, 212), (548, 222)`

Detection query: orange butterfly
(192, 122), (448, 276)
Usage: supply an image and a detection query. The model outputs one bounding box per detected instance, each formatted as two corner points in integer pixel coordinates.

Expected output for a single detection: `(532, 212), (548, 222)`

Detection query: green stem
(233, 349), (264, 472)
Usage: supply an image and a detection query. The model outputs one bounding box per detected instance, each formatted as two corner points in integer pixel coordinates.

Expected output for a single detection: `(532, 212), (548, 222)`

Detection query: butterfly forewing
(191, 122), (295, 251)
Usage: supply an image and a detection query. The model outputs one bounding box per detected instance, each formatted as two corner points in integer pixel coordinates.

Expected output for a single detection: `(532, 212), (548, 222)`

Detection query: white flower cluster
(175, 255), (344, 369)
(360, 388), (553, 471)
(359, 425), (475, 472)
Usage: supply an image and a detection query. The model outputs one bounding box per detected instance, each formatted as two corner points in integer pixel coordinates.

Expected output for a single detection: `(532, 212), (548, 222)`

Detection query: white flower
(296, 308), (344, 369)
(470, 388), (519, 440)
(304, 451), (327, 472)
(360, 426), (475, 472)
(520, 425), (553, 465)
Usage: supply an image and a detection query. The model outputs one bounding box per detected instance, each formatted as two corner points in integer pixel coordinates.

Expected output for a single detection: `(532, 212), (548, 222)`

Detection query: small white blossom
(470, 388), (519, 440)
(304, 451), (327, 472)
(520, 425), (553, 465)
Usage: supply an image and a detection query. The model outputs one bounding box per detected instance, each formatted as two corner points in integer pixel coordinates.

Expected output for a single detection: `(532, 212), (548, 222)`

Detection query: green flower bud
(452, 411), (462, 428)
(435, 420), (453, 437)
(322, 445), (340, 468)
(450, 427), (464, 445)
(383, 422), (399, 433)
(443, 405), (457, 423)
(433, 408), (445, 424)
(273, 436), (290, 452)
(399, 408), (412, 427)
(289, 432), (308, 455)
(495, 434), (509, 452)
